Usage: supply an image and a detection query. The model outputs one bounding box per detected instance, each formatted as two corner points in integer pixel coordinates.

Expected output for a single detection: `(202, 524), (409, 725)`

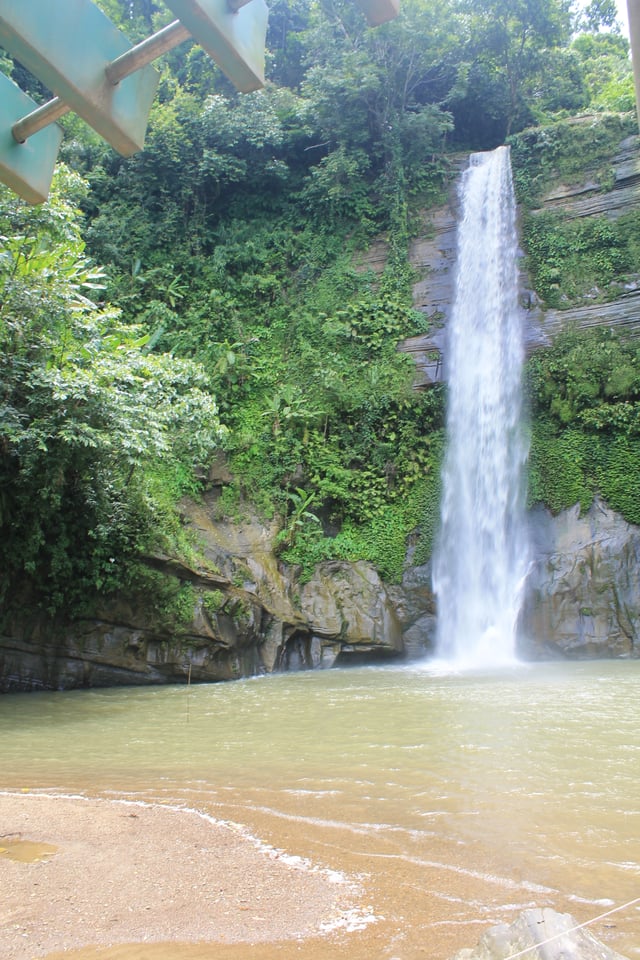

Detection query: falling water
(432, 146), (529, 666)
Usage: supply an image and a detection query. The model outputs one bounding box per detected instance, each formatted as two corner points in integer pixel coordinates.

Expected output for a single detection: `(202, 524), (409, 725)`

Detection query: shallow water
(1, 659), (640, 959)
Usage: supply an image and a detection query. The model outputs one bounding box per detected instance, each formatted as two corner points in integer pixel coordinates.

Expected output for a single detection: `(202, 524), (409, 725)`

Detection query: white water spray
(432, 146), (529, 667)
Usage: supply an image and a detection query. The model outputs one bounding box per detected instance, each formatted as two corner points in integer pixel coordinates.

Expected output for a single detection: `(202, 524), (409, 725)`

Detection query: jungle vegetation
(0, 0), (638, 615)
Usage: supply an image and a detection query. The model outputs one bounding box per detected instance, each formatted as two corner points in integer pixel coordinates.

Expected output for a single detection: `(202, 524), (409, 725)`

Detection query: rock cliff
(520, 499), (640, 660)
(2, 491), (638, 690)
(400, 131), (640, 384)
(0, 492), (410, 691)
(3, 131), (640, 691)
(527, 132), (640, 343)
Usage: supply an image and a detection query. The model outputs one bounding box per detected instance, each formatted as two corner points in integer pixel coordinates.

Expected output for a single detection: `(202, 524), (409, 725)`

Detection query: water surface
(1, 660), (639, 959)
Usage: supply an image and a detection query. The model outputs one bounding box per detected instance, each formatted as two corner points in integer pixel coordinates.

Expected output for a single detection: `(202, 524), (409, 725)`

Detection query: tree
(449, 0), (574, 140)
(0, 170), (225, 611)
(572, 32), (634, 111)
(301, 0), (455, 173)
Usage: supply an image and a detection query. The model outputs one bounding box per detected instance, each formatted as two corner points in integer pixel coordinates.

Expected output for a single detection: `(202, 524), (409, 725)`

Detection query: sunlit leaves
(0, 176), (225, 611)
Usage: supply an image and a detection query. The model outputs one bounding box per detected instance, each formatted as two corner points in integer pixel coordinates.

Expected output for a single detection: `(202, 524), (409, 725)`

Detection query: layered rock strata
(2, 493), (638, 691)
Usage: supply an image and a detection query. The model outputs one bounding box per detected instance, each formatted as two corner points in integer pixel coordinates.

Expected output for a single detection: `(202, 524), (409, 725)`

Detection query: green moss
(596, 436), (640, 525)
(281, 447), (444, 584)
(527, 328), (640, 524)
(202, 589), (225, 616)
(528, 421), (595, 514)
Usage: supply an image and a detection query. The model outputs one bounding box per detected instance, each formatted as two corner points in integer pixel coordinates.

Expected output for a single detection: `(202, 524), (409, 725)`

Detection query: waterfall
(432, 145), (529, 667)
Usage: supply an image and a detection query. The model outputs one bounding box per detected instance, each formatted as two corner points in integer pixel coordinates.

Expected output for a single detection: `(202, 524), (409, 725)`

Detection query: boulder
(453, 908), (628, 960)
(300, 559), (403, 653)
(388, 561), (437, 658)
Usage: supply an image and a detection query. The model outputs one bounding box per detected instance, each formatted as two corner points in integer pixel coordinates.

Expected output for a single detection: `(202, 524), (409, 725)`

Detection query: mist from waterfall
(432, 145), (529, 667)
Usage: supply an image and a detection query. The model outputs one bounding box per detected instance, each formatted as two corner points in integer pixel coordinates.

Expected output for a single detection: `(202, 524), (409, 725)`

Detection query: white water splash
(432, 146), (529, 667)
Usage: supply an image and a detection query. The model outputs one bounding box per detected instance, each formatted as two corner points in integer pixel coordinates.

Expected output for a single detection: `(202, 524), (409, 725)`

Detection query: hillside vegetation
(0, 0), (638, 618)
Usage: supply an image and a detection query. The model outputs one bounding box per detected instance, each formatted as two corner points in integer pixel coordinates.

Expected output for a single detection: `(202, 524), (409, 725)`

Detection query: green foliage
(523, 210), (638, 307)
(202, 589), (226, 616)
(528, 420), (595, 513)
(281, 427), (445, 583)
(508, 113), (635, 208)
(527, 328), (640, 521)
(5, 0), (632, 611)
(596, 436), (640, 525)
(528, 327), (640, 429)
(326, 292), (427, 352)
(528, 422), (640, 524)
(156, 580), (198, 631)
(0, 176), (225, 612)
(130, 569), (198, 631)
(572, 33), (634, 112)
(447, 0), (574, 142)
(274, 487), (320, 554)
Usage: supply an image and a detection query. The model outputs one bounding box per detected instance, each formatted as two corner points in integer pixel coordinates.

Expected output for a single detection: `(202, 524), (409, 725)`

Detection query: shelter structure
(0, 0), (399, 204)
(628, 0), (640, 131)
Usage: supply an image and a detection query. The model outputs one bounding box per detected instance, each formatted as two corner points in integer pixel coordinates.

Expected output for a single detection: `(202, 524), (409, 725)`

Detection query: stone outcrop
(1, 493), (639, 690)
(539, 135), (640, 222)
(519, 499), (640, 660)
(533, 288), (640, 341)
(453, 908), (629, 960)
(527, 133), (640, 344)
(0, 492), (408, 691)
(0, 571), (268, 692)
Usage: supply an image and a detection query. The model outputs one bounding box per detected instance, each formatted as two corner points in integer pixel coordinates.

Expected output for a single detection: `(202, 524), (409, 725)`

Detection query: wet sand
(1, 790), (635, 960)
(0, 793), (365, 960)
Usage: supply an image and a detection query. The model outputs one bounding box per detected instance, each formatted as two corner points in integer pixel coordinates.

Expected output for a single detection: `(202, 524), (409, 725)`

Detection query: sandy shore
(0, 792), (363, 960)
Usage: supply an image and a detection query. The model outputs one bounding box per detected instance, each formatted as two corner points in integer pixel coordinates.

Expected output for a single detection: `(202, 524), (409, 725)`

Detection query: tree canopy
(0, 0), (636, 613)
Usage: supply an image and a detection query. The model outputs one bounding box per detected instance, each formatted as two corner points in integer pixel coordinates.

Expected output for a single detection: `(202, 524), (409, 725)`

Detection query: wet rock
(453, 907), (629, 960)
(388, 562), (436, 659)
(534, 289), (640, 342)
(4, 487), (640, 690)
(0, 503), (409, 689)
(520, 499), (640, 660)
(300, 560), (402, 650)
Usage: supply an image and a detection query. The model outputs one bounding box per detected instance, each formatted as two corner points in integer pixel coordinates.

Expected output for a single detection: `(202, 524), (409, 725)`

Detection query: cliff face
(2, 492), (638, 690)
(527, 132), (640, 343)
(520, 500), (640, 660)
(0, 492), (411, 691)
(2, 133), (640, 691)
(400, 132), (640, 383)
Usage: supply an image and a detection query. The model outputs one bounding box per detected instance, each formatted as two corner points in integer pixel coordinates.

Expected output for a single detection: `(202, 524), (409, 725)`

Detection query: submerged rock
(454, 908), (628, 960)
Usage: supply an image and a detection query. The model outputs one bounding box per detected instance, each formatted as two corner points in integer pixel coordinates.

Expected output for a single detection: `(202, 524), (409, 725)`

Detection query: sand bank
(0, 792), (363, 960)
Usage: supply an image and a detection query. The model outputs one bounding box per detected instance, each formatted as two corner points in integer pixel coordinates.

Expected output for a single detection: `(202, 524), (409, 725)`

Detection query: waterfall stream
(432, 145), (529, 666)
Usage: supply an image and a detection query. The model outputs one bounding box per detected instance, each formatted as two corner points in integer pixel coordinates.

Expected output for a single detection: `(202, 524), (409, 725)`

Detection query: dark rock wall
(520, 500), (640, 660)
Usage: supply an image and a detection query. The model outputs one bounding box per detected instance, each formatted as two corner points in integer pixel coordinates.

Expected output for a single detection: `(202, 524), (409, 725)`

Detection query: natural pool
(1, 659), (639, 960)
